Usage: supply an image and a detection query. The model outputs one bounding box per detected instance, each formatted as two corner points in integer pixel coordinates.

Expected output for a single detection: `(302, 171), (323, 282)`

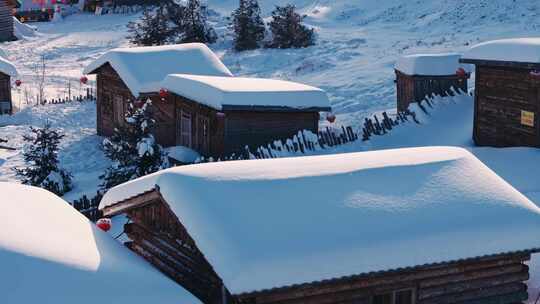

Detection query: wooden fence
(43, 88), (96, 105)
(72, 191), (103, 222)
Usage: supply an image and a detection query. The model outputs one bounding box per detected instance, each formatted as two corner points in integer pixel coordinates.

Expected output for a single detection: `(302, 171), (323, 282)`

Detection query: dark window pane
(373, 293), (392, 304)
(395, 289), (413, 304)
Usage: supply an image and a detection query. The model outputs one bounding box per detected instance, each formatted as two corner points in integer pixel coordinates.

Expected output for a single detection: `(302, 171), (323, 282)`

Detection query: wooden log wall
(123, 197), (231, 304)
(396, 70), (468, 111)
(0, 72), (11, 114)
(236, 253), (531, 304)
(473, 65), (540, 147)
(0, 0), (14, 42)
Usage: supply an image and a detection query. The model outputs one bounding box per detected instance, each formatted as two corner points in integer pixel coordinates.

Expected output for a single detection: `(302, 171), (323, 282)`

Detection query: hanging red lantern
(96, 218), (112, 232)
(456, 67), (467, 78)
(80, 76), (88, 84)
(159, 88), (169, 99)
(15, 79), (22, 87)
(326, 113), (336, 123)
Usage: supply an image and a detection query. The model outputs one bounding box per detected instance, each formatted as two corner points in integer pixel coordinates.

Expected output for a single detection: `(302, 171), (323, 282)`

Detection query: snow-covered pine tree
(127, 4), (172, 46)
(267, 4), (315, 49)
(14, 122), (72, 196)
(169, 0), (217, 44)
(231, 0), (266, 51)
(100, 99), (169, 191)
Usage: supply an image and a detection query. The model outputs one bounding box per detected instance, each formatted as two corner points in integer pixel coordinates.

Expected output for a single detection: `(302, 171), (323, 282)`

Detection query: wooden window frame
(372, 288), (416, 304)
(177, 110), (192, 148)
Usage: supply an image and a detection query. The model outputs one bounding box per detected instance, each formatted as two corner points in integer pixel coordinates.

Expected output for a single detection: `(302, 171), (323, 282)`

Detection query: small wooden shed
(0, 55), (18, 115)
(461, 38), (540, 147)
(84, 43), (330, 159)
(98, 147), (540, 304)
(395, 54), (469, 111)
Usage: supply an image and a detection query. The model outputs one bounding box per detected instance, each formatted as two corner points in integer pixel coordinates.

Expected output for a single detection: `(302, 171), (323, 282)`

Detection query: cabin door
(197, 115), (210, 155)
(176, 109), (192, 148)
(113, 95), (125, 126)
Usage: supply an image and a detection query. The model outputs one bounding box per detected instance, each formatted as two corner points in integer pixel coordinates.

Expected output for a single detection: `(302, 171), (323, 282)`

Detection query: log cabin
(461, 38), (540, 148)
(84, 43), (331, 160)
(0, 55), (18, 115)
(98, 146), (540, 304)
(0, 0), (17, 41)
(395, 53), (469, 112)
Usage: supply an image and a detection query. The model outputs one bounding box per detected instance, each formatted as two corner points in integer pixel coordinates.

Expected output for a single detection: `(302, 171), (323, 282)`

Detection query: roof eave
(460, 58), (540, 69)
(222, 105), (332, 112)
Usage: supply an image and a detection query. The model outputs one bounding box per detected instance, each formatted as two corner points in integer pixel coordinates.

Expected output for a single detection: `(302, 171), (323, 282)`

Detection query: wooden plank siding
(395, 70), (468, 112)
(0, 0), (14, 42)
(473, 65), (540, 147)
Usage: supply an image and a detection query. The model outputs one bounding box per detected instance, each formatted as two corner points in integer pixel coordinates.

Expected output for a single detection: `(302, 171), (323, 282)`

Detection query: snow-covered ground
(2, 0), (540, 300)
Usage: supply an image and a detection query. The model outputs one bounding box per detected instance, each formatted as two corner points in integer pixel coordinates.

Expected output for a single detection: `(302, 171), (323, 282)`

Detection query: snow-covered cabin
(84, 43), (331, 159)
(0, 182), (201, 304)
(461, 38), (540, 148)
(0, 0), (17, 41)
(99, 146), (540, 304)
(0, 55), (17, 114)
(395, 53), (469, 111)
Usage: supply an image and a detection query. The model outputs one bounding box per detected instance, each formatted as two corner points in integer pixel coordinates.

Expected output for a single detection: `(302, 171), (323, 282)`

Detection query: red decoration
(159, 88), (169, 99)
(456, 67), (467, 78)
(326, 113), (336, 123)
(15, 79), (22, 87)
(96, 218), (112, 232)
(80, 76), (88, 84)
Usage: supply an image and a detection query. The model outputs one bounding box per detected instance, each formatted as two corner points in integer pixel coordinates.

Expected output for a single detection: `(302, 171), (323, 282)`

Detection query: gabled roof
(100, 147), (540, 294)
(162, 74), (331, 111)
(83, 43), (233, 96)
(461, 38), (540, 68)
(0, 182), (200, 304)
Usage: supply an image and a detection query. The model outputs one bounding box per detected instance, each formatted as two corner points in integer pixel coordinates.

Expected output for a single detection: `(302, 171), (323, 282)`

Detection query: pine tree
(127, 5), (172, 46)
(14, 122), (72, 196)
(100, 99), (169, 191)
(267, 5), (315, 49)
(231, 0), (266, 51)
(169, 0), (217, 44)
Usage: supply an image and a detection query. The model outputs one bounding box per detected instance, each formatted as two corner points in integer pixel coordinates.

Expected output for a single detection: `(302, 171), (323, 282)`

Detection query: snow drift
(0, 182), (200, 304)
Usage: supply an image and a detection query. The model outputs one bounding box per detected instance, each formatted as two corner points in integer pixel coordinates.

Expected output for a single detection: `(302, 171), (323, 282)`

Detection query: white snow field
(0, 182), (201, 304)
(1, 0), (540, 300)
(100, 146), (540, 293)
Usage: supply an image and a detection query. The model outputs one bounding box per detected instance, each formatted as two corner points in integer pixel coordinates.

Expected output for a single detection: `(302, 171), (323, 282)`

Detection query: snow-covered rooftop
(0, 55), (18, 78)
(0, 182), (200, 304)
(463, 38), (540, 63)
(162, 74), (331, 111)
(100, 146), (540, 294)
(83, 43), (233, 96)
(395, 53), (466, 76)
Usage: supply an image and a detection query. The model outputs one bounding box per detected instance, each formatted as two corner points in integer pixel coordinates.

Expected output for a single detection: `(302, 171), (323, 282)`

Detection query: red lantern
(456, 67), (467, 78)
(96, 218), (112, 232)
(326, 113), (336, 123)
(80, 76), (88, 84)
(159, 88), (169, 99)
(15, 79), (22, 87)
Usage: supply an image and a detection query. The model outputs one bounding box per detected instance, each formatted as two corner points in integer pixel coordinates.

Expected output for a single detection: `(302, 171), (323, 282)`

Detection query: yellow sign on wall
(521, 110), (535, 127)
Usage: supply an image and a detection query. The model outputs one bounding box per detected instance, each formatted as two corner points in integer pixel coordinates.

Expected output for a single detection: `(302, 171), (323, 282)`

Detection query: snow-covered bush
(231, 0), (266, 51)
(267, 5), (315, 49)
(14, 122), (72, 196)
(100, 99), (169, 191)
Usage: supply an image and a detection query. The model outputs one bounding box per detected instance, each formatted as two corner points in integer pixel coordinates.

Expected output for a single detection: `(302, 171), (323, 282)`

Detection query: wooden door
(197, 115), (210, 155)
(113, 95), (125, 126)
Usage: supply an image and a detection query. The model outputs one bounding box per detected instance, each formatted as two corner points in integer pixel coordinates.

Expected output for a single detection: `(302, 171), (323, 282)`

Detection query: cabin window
(372, 289), (415, 304)
(177, 110), (192, 148)
(196, 115), (210, 154)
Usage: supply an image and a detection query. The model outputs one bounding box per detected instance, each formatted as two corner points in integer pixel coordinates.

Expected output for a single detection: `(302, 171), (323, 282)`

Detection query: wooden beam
(101, 188), (160, 217)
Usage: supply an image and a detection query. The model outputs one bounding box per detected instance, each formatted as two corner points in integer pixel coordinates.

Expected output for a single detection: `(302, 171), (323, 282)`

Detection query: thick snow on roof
(83, 43), (233, 96)
(0, 182), (200, 304)
(162, 74), (331, 110)
(100, 147), (540, 294)
(0, 55), (18, 78)
(395, 53), (466, 75)
(165, 145), (201, 163)
(463, 38), (540, 63)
